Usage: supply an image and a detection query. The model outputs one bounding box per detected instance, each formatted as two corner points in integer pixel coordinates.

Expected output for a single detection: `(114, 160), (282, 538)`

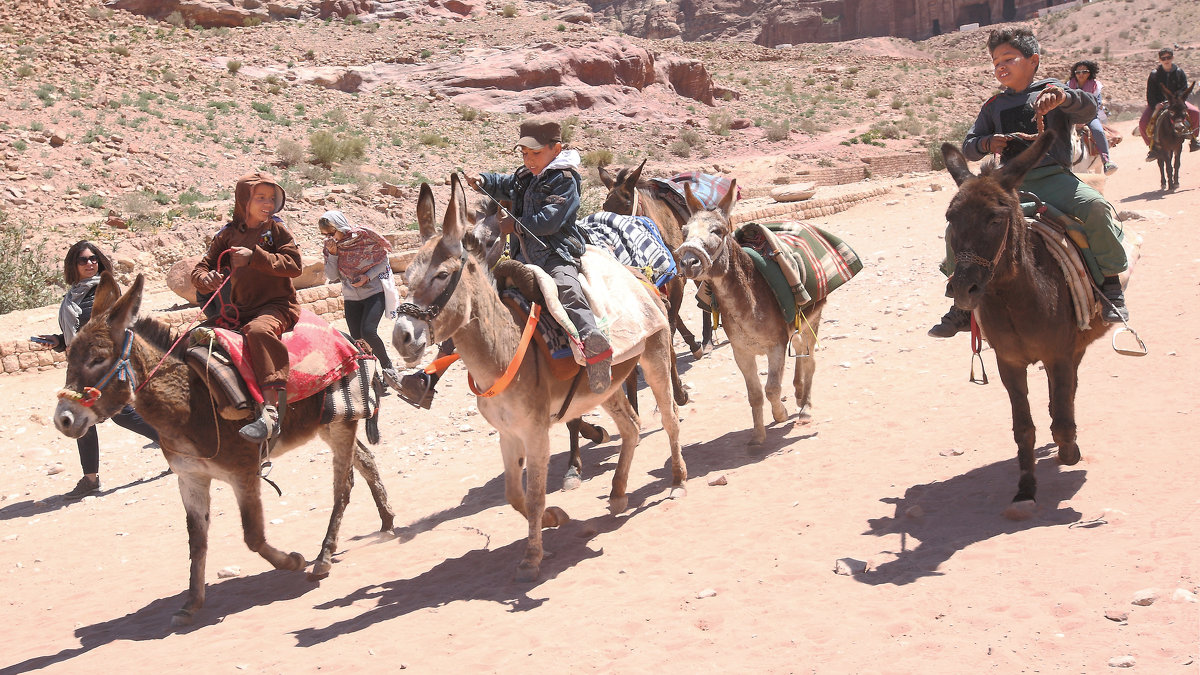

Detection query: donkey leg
(667, 343), (689, 406)
(233, 474), (306, 572)
(641, 332), (687, 496)
(564, 418), (585, 491)
(310, 422), (358, 579)
(516, 432), (559, 582)
(353, 438), (396, 531)
(172, 471), (212, 627)
(601, 390), (643, 513)
(764, 346), (789, 425)
(732, 346), (768, 444)
(996, 360), (1038, 519)
(792, 301), (824, 425)
(499, 432), (528, 516)
(668, 279), (703, 358)
(1046, 359), (1082, 466)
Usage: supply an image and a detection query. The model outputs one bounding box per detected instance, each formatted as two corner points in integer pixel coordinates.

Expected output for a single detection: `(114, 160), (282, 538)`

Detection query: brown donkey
(675, 181), (826, 445)
(392, 175), (684, 582)
(52, 273), (395, 626)
(599, 161), (714, 359)
(941, 132), (1111, 519)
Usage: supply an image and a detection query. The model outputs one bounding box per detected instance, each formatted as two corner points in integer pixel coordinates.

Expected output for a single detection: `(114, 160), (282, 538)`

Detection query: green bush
(560, 115), (579, 144)
(581, 148), (613, 167)
(709, 111), (733, 135)
(764, 120), (790, 142)
(0, 214), (59, 314)
(226, 59), (242, 75)
(277, 139), (305, 167)
(502, 4), (517, 17)
(307, 131), (366, 167)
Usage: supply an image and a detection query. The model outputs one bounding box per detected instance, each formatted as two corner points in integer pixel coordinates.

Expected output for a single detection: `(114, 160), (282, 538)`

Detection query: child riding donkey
(929, 27), (1131, 338)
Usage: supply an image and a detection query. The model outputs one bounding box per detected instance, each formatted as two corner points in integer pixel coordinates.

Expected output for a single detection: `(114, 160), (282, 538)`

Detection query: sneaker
(63, 475), (100, 500)
(1191, 139), (1200, 152)
(398, 371), (436, 409)
(238, 404), (280, 443)
(582, 332), (613, 394)
(1100, 276), (1130, 324)
(1103, 161), (1118, 175)
(381, 367), (402, 392)
(1145, 150), (1157, 162)
(927, 306), (971, 338)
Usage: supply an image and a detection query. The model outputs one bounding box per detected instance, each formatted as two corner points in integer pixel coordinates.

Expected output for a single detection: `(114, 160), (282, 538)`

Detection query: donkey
(393, 175), (684, 581)
(674, 181), (826, 445)
(941, 131), (1112, 519)
(599, 161), (714, 359)
(52, 273), (395, 626)
(1151, 82), (1196, 190)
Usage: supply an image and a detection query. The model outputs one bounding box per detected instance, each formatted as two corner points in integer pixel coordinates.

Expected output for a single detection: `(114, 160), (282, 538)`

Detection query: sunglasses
(1161, 56), (1173, 61)
(77, 255), (99, 265)
(1073, 70), (1090, 74)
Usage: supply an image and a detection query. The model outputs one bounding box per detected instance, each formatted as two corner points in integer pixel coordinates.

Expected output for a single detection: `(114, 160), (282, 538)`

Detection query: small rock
(707, 475), (728, 486)
(1172, 588), (1197, 603)
(834, 558), (868, 575)
(1131, 588), (1158, 606)
(696, 588), (717, 599)
(269, 518), (284, 525)
(939, 448), (964, 457)
(217, 566), (241, 578)
(1104, 608), (1128, 622)
(46, 463), (65, 475)
(1108, 655), (1135, 668)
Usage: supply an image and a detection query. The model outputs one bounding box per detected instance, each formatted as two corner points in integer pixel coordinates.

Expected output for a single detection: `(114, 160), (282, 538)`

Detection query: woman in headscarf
(34, 241), (160, 499)
(319, 210), (401, 391)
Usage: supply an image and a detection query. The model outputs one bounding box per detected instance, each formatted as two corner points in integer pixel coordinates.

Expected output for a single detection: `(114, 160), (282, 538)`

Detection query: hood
(544, 149), (581, 173)
(232, 172), (286, 228)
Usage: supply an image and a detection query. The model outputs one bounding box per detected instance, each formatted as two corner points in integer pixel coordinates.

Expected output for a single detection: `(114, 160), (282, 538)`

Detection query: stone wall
(731, 185), (891, 225)
(0, 284), (346, 376)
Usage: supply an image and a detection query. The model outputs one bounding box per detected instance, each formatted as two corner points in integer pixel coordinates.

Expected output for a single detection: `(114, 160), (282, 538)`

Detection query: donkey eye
(88, 356), (107, 368)
(435, 270), (450, 281)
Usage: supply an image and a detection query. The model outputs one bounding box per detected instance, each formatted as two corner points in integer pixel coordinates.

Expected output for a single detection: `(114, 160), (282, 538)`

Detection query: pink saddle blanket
(210, 309), (359, 404)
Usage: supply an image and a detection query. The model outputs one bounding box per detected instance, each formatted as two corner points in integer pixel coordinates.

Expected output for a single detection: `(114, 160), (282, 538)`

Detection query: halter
(394, 247), (468, 345)
(57, 329), (137, 408)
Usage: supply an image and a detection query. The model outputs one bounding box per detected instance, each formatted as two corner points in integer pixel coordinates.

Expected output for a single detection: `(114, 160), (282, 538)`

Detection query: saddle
(184, 309), (369, 419)
(576, 211), (677, 288)
(650, 172), (740, 223)
(1076, 124), (1122, 156)
(1018, 195), (1141, 331)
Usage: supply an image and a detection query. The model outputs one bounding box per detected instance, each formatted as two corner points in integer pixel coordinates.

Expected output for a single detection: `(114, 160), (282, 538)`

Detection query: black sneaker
(927, 307), (971, 338)
(1100, 276), (1130, 323)
(1146, 150), (1157, 162)
(63, 476), (100, 500)
(238, 404), (280, 443)
(582, 332), (613, 394)
(1191, 139), (1200, 152)
(381, 367), (403, 392)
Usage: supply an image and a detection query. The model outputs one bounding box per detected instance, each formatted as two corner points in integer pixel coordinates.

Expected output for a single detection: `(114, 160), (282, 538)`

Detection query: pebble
(707, 475), (727, 486)
(269, 518), (284, 525)
(1108, 655), (1135, 668)
(834, 558), (867, 575)
(46, 463), (64, 475)
(1131, 588), (1158, 606)
(458, 424), (472, 433)
(218, 566), (241, 578)
(939, 448), (964, 456)
(696, 588), (717, 599)
(3, 534), (18, 542)
(1104, 608), (1128, 622)
(1172, 588), (1197, 603)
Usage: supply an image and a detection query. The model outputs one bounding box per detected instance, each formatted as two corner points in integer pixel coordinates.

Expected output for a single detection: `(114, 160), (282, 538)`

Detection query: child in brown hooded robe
(192, 172), (302, 442)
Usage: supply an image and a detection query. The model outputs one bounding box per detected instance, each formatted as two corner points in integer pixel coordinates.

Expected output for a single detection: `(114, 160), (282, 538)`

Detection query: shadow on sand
(0, 469), (172, 523)
(856, 444), (1086, 586)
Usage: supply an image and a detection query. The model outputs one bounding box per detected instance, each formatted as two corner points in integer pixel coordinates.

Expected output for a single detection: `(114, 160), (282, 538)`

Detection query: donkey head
(393, 175), (474, 365)
(598, 159), (646, 215)
(54, 272), (144, 439)
(675, 179), (738, 281)
(1161, 82), (1197, 138)
(940, 131), (1052, 310)
(471, 197), (511, 270)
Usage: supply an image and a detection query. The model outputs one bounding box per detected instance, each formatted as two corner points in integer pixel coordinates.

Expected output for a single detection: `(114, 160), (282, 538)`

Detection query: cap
(514, 117), (561, 150)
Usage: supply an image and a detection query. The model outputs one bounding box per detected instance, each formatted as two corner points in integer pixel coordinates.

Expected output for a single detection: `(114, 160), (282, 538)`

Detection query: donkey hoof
(1003, 499), (1037, 521)
(542, 506), (570, 528)
(1057, 444), (1081, 466)
(286, 551), (307, 571)
(562, 470), (582, 491)
(515, 562), (540, 583)
(170, 610), (195, 628)
(608, 494), (629, 514)
(308, 560), (332, 581)
(669, 486), (687, 500)
(750, 431), (766, 446)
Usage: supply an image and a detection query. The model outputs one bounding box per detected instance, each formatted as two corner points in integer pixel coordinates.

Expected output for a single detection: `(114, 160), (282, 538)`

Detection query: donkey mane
(132, 315), (185, 361)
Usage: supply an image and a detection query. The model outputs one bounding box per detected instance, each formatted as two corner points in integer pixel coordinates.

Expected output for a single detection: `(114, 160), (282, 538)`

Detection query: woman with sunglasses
(34, 241), (159, 500)
(1140, 47), (1200, 158)
(1068, 61), (1117, 175)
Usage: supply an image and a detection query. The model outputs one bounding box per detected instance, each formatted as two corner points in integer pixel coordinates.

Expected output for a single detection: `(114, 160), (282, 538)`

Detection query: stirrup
(398, 371), (436, 409)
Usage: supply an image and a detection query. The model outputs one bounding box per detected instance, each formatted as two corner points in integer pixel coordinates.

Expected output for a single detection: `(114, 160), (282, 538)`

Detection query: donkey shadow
(855, 445), (1086, 587)
(292, 478), (674, 646)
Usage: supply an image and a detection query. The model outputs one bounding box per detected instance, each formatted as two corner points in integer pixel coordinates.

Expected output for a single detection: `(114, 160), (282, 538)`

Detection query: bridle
(57, 328), (137, 410)
(393, 247), (468, 345)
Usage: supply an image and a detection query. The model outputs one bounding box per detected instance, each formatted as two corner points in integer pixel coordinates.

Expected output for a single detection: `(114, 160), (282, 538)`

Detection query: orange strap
(423, 353), (461, 375)
(467, 303), (541, 398)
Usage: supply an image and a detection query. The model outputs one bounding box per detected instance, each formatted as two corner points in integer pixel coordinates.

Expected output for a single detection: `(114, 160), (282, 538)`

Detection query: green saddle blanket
(1019, 198), (1104, 284)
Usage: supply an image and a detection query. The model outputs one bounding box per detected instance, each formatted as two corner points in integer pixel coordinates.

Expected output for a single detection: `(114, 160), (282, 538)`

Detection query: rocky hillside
(0, 0), (1195, 302)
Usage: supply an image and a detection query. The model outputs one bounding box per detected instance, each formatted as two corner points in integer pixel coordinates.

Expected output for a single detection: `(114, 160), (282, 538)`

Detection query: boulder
(770, 182), (817, 203)
(166, 256), (202, 304)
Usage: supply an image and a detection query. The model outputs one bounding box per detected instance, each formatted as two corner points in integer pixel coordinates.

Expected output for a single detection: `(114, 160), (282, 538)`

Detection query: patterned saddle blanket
(650, 171), (740, 219)
(577, 211), (677, 288)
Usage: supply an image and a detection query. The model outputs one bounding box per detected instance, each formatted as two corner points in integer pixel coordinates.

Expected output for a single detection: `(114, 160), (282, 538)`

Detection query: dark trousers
(344, 291), (393, 370)
(543, 258), (600, 340)
(76, 405), (159, 475)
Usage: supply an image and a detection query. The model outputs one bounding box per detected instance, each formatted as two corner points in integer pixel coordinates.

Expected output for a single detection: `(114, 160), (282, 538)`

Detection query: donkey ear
(627, 158), (646, 187)
(439, 174), (465, 258)
(597, 165), (615, 189)
(91, 271), (123, 316)
(997, 131), (1055, 192)
(683, 182), (705, 214)
(942, 143), (974, 186)
(716, 178), (738, 219)
(106, 273), (143, 340)
(417, 183), (438, 243)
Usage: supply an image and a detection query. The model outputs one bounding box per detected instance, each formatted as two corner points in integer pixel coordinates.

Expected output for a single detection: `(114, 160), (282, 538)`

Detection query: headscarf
(232, 172), (286, 230)
(321, 210), (392, 279)
(58, 275), (101, 345)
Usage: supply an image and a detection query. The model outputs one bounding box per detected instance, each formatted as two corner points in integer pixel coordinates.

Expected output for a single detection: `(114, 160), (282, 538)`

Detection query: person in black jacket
(35, 241), (159, 500)
(1139, 47), (1200, 158)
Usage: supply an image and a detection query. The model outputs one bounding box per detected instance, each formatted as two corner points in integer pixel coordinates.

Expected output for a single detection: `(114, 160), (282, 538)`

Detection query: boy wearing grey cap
(465, 116), (612, 393)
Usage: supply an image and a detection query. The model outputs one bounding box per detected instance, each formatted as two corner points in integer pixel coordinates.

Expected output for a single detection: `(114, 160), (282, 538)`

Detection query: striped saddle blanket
(651, 171), (740, 212)
(577, 211), (676, 288)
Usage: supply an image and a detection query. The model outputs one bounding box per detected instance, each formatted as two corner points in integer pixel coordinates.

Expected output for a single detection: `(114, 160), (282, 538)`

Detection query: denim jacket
(478, 150), (584, 266)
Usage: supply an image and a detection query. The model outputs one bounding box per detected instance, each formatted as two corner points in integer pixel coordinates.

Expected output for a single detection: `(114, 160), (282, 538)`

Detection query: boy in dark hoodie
(929, 27), (1130, 337)
(465, 116), (612, 394)
(192, 172), (303, 442)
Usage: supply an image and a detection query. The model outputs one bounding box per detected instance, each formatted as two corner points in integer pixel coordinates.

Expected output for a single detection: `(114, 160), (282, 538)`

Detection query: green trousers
(941, 164), (1127, 280)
